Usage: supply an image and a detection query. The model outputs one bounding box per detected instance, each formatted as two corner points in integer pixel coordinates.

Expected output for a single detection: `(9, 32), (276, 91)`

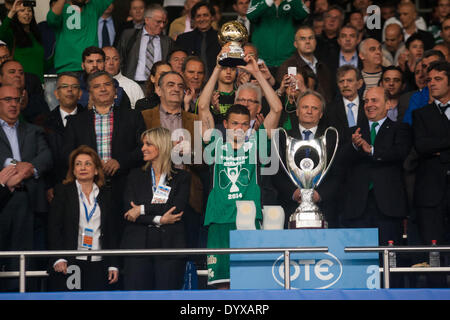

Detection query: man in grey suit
(0, 85), (52, 290)
(117, 4), (174, 88)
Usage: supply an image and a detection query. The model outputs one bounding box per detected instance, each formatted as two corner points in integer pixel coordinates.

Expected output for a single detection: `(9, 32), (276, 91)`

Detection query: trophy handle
(314, 126), (339, 187)
(273, 128), (301, 188)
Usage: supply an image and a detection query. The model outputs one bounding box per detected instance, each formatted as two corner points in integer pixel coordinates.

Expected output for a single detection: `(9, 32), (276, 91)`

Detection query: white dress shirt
(343, 96), (360, 126)
(59, 108), (78, 127)
(298, 124), (318, 139)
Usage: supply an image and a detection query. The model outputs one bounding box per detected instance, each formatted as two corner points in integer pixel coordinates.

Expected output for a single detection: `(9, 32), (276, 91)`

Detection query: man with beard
(47, 0), (114, 73)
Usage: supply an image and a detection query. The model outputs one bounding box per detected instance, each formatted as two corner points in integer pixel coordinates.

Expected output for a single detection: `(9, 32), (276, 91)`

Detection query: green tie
(370, 122), (379, 145)
(369, 122), (378, 191)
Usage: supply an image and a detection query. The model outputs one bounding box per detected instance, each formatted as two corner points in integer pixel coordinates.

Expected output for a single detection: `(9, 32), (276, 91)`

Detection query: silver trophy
(274, 127), (339, 229)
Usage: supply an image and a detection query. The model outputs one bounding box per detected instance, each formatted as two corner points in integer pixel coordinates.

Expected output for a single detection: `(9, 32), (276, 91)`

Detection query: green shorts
(206, 221), (261, 286)
(206, 223), (235, 286)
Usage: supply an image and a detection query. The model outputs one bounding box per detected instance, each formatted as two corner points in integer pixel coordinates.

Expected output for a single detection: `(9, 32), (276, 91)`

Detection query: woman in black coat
(121, 127), (191, 290)
(48, 145), (119, 291)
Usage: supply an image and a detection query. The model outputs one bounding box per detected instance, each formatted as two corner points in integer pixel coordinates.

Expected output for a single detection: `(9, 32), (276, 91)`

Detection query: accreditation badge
(81, 228), (94, 249)
(151, 185), (172, 204)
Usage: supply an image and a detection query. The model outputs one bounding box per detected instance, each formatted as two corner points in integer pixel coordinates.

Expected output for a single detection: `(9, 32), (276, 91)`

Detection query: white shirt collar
(343, 96), (359, 108)
(75, 180), (100, 199)
(298, 124), (318, 139)
(60, 107), (78, 126)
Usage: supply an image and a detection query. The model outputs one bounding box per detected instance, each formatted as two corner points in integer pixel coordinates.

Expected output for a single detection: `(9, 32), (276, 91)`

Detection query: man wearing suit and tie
(43, 72), (83, 203)
(412, 61), (450, 248)
(117, 4), (174, 88)
(272, 90), (340, 228)
(325, 65), (366, 145)
(0, 85), (52, 290)
(341, 86), (412, 246)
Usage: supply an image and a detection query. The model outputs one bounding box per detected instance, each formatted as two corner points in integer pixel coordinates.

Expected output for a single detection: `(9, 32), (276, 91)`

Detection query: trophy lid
(218, 21), (249, 46)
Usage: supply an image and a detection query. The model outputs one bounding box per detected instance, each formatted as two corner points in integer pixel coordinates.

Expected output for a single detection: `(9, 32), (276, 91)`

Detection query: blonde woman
(120, 127), (191, 290)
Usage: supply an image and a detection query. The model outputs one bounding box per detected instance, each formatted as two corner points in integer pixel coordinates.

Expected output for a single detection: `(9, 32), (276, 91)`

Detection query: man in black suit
(325, 65), (366, 145)
(98, 2), (120, 48)
(412, 61), (450, 248)
(341, 86), (412, 246)
(43, 72), (83, 203)
(175, 1), (221, 79)
(63, 71), (146, 235)
(0, 85), (53, 290)
(117, 4), (174, 87)
(272, 90), (340, 228)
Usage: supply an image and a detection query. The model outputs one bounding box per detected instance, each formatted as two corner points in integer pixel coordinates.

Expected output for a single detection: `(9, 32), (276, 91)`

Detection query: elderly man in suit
(325, 65), (366, 145)
(272, 90), (341, 228)
(341, 86), (412, 246)
(117, 4), (174, 88)
(0, 85), (52, 290)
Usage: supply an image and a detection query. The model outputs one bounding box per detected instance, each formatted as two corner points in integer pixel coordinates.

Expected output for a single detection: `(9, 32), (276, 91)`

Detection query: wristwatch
(10, 159), (18, 166)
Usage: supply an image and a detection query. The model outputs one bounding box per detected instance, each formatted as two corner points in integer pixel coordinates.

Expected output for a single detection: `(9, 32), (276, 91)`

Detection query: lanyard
(151, 167), (166, 193)
(80, 192), (98, 224)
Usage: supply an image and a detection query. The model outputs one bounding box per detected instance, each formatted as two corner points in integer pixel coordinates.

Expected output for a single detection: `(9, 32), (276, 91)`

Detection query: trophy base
(288, 211), (328, 229)
(218, 56), (247, 68)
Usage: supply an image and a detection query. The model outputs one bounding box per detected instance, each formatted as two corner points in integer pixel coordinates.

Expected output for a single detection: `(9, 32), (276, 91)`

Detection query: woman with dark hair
(48, 145), (119, 291)
(120, 127), (190, 290)
(0, 0), (46, 82)
(135, 61), (172, 112)
(398, 34), (425, 90)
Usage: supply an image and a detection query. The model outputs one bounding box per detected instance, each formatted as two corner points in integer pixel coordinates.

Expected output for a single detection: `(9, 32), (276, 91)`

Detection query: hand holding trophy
(217, 20), (249, 67)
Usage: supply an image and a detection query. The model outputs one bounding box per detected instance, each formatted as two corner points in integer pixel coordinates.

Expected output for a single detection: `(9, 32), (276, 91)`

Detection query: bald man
(382, 23), (406, 66)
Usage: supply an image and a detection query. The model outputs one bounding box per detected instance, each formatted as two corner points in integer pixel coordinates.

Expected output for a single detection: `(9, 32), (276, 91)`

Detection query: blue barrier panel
(1, 289), (450, 300)
(230, 228), (380, 290)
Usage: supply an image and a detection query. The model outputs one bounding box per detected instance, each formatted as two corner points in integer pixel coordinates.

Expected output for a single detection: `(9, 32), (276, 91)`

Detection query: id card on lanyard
(80, 192), (98, 249)
(151, 168), (171, 204)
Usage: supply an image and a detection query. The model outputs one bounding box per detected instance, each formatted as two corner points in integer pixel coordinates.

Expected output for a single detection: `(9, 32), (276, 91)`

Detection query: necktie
(144, 34), (155, 79)
(439, 103), (448, 115)
(368, 122), (378, 191)
(102, 19), (110, 48)
(303, 129), (312, 140)
(346, 103), (356, 127)
(370, 122), (379, 145)
(303, 130), (312, 158)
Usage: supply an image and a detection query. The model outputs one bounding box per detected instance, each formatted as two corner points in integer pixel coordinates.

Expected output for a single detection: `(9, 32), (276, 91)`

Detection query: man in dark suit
(272, 90), (340, 228)
(117, 4), (174, 87)
(277, 24), (335, 104)
(412, 61), (450, 247)
(43, 72), (83, 204)
(341, 86), (412, 246)
(63, 71), (146, 235)
(175, 1), (221, 79)
(325, 65), (366, 145)
(0, 85), (53, 290)
(98, 2), (120, 48)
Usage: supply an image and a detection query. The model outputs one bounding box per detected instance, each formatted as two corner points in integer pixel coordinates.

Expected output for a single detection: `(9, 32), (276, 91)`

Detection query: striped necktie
(144, 34), (155, 79)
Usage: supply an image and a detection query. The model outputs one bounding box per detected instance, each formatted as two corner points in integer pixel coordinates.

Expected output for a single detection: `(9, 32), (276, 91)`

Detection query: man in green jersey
(197, 49), (282, 289)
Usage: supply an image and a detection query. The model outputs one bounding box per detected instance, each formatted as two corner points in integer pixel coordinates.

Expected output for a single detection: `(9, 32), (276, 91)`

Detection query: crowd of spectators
(0, 0), (449, 291)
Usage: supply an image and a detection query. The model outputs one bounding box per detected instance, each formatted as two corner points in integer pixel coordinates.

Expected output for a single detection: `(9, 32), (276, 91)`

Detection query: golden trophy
(217, 21), (249, 67)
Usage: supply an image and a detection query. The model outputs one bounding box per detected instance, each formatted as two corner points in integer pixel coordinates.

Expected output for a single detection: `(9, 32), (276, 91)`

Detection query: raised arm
(51, 0), (65, 15)
(197, 52), (225, 142)
(237, 55), (282, 138)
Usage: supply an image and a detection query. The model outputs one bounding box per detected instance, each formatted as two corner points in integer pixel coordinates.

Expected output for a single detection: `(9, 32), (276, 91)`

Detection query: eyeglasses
(57, 84), (81, 90)
(0, 97), (22, 103)
(236, 98), (259, 105)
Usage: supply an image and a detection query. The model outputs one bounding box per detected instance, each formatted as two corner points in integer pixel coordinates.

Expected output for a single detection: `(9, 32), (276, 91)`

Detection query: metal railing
(0, 246), (329, 293)
(345, 245), (450, 289)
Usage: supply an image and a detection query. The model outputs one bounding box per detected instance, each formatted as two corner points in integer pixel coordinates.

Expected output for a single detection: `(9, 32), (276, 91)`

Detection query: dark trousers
(48, 259), (110, 292)
(341, 190), (404, 246)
